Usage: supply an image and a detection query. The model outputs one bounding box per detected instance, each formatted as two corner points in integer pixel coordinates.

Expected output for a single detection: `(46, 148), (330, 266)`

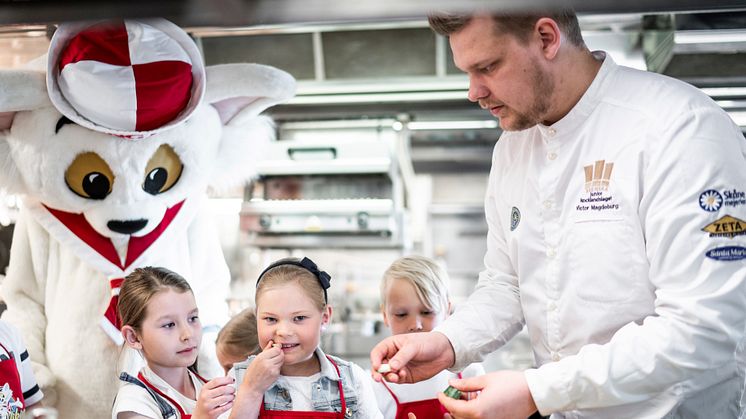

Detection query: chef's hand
(438, 371), (537, 419)
(370, 331), (455, 384)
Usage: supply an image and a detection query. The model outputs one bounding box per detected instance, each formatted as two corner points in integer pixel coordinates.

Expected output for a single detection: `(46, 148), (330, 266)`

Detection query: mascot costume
(0, 19), (295, 417)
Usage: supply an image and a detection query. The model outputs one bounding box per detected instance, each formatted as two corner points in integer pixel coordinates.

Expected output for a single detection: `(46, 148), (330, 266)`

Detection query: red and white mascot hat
(47, 19), (205, 139)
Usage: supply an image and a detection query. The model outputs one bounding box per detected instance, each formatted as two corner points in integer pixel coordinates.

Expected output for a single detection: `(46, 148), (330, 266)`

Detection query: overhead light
(407, 120), (498, 130)
(701, 87), (746, 99)
(675, 29), (746, 44)
(288, 90), (468, 105)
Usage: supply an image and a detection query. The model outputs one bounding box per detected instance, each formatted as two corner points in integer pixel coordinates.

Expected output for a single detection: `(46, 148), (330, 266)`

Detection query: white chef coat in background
(436, 52), (746, 418)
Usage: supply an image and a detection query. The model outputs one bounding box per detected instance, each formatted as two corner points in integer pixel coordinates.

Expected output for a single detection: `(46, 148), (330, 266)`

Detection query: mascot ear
(205, 63), (296, 192)
(204, 63), (296, 126)
(0, 69), (50, 130)
(0, 69), (49, 194)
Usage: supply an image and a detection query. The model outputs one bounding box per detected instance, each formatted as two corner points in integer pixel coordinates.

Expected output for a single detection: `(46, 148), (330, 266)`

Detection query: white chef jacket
(436, 52), (746, 418)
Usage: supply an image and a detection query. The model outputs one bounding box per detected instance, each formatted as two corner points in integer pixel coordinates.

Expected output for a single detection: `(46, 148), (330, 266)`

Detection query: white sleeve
(524, 107), (746, 413)
(111, 383), (162, 419)
(7, 322), (44, 406)
(435, 141), (526, 371)
(459, 363), (485, 379)
(188, 208), (231, 379)
(350, 363), (383, 419)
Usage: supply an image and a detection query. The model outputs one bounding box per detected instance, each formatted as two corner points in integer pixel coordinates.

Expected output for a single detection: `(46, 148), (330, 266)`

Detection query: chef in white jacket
(371, 10), (746, 419)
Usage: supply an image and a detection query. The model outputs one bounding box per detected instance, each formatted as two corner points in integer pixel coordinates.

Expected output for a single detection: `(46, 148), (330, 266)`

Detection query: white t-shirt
(112, 366), (205, 418)
(372, 363), (484, 419)
(282, 372), (321, 411)
(0, 320), (43, 408)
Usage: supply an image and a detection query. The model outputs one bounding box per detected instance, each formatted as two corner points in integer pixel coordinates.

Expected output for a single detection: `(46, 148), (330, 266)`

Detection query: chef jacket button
(547, 301), (557, 311)
(543, 200), (553, 209)
(547, 152), (557, 160)
(546, 247), (557, 258)
(551, 352), (560, 362)
(547, 128), (556, 136)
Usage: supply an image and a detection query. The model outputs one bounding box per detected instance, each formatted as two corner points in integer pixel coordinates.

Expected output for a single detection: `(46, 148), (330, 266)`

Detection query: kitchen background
(0, 2), (744, 372)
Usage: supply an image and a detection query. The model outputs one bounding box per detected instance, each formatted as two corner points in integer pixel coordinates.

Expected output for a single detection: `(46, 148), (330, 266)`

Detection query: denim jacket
(233, 347), (357, 417)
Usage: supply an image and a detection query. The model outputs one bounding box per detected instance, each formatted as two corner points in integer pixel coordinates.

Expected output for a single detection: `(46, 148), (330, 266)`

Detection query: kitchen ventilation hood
(643, 12), (746, 85)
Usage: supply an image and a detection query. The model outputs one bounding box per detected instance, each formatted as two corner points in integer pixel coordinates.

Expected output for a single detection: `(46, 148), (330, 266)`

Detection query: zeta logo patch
(510, 207), (521, 231)
(699, 190), (723, 212)
(705, 246), (746, 261)
(701, 215), (746, 238)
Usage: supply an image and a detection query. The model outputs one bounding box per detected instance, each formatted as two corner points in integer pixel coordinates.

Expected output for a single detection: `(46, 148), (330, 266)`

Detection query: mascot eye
(65, 152), (115, 200)
(143, 144), (183, 195)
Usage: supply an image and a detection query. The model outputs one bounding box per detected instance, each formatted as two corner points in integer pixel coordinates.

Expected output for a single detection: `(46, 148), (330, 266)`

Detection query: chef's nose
(467, 76), (489, 102)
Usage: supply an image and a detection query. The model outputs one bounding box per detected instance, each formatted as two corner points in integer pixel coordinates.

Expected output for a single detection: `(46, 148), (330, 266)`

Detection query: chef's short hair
(428, 9), (585, 48)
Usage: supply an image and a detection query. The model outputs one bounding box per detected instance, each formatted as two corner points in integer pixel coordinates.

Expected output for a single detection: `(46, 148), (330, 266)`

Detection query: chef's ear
(121, 325), (143, 350)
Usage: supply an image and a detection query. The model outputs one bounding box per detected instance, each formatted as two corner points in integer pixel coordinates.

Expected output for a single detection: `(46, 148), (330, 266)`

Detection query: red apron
(259, 356), (351, 418)
(0, 342), (25, 412)
(138, 370), (208, 419)
(381, 372), (462, 419)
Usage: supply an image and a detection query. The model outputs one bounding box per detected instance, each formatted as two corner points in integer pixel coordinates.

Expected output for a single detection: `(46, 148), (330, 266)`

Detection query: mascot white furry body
(0, 19), (295, 417)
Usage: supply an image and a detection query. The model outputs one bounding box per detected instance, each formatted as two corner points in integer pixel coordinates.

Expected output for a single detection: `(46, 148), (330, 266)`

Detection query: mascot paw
(32, 363), (58, 406)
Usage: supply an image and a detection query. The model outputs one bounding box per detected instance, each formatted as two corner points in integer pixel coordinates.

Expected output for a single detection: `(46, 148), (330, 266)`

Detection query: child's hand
(193, 376), (235, 419)
(241, 340), (284, 396)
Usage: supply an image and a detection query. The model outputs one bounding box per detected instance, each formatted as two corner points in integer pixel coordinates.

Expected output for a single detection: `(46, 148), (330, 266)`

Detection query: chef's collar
(537, 50), (616, 140)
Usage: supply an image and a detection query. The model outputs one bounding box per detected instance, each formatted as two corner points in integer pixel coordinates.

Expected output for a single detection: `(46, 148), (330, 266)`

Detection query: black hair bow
(299, 257), (331, 290)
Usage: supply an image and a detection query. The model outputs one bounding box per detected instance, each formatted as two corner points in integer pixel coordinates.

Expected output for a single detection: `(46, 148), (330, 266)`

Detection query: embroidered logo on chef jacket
(584, 160), (614, 193)
(705, 245), (746, 261)
(701, 215), (746, 238)
(576, 160), (620, 216)
(699, 190), (723, 212)
(510, 207), (521, 231)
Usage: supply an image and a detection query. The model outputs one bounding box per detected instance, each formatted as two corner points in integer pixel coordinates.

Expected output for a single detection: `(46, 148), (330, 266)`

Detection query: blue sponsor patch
(705, 246), (746, 261)
(510, 207), (521, 231)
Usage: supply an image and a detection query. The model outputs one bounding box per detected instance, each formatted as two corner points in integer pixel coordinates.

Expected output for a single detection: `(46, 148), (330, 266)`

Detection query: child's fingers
(204, 376), (235, 389)
(210, 400), (233, 416)
(210, 393), (235, 408)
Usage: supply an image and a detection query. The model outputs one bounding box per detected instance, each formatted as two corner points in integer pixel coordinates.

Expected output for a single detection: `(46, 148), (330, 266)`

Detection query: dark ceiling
(2, 0), (746, 27)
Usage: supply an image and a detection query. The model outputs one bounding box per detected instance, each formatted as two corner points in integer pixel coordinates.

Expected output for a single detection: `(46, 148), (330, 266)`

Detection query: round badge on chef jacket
(699, 189), (722, 212)
(46, 18), (205, 139)
(510, 206), (521, 231)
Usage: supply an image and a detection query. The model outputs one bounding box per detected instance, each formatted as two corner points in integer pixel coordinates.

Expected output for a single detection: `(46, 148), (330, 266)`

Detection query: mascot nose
(107, 219), (148, 235)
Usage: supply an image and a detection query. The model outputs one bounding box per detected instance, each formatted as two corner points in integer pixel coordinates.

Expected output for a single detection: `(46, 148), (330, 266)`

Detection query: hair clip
(299, 257), (331, 290)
